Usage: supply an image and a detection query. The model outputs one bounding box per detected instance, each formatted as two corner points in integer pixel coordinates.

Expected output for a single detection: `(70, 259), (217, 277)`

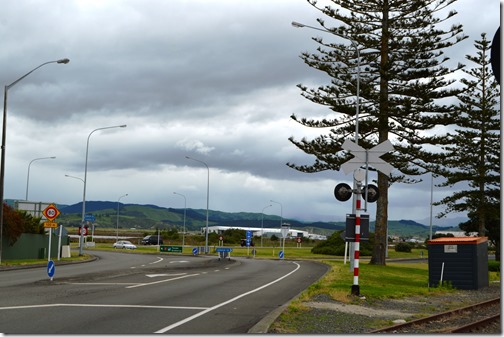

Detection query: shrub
(395, 242), (412, 253)
(488, 260), (500, 272)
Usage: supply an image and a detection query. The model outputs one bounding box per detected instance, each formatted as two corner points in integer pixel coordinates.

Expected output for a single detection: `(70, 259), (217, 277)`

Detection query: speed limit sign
(42, 203), (60, 221)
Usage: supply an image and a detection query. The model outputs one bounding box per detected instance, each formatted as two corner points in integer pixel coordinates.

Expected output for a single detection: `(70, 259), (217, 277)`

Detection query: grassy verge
(270, 259), (500, 332)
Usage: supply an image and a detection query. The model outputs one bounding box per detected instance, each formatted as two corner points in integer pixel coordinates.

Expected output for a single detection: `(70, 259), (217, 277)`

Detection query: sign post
(351, 169), (365, 296)
(280, 224), (289, 260)
(42, 203), (61, 262)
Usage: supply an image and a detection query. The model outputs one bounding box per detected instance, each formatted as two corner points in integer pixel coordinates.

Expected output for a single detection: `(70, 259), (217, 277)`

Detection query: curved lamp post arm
(26, 156), (56, 200)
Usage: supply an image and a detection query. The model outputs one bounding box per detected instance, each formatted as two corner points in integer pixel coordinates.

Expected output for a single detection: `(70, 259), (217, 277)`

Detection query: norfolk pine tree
(434, 33), (500, 258)
(288, 0), (467, 265)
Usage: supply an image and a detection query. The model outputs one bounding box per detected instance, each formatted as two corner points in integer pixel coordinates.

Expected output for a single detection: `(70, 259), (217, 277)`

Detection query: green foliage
(488, 260), (500, 272)
(311, 230), (374, 256)
(2, 204), (43, 246)
(433, 33), (501, 260)
(395, 242), (412, 253)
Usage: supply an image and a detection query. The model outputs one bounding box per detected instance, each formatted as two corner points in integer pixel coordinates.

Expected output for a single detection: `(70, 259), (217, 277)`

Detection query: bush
(395, 242), (412, 253)
(488, 260), (500, 272)
(311, 230), (374, 256)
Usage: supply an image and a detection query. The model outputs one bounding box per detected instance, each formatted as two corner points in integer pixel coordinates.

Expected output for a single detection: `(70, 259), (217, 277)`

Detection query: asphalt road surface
(0, 250), (328, 334)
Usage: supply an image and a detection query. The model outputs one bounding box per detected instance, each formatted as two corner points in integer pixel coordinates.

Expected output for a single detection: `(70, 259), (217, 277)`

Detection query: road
(0, 250), (328, 334)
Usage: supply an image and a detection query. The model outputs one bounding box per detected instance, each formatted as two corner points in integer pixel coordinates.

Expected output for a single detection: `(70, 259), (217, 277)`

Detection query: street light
(25, 156), (56, 200)
(261, 204), (272, 247)
(116, 193), (128, 242)
(270, 200), (283, 227)
(65, 174), (84, 184)
(185, 156), (209, 253)
(79, 124), (127, 256)
(0, 58), (69, 265)
(173, 192), (187, 248)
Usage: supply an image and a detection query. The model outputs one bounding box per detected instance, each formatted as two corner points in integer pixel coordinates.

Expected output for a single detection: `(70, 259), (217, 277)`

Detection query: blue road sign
(84, 214), (95, 222)
(192, 247), (198, 255)
(279, 251), (284, 259)
(216, 247), (233, 253)
(47, 260), (55, 278)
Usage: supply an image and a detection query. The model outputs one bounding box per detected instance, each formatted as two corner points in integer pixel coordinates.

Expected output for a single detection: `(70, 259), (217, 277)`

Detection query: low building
(203, 225), (327, 240)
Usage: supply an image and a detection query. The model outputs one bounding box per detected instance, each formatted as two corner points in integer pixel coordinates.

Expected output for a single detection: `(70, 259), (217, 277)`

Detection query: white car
(113, 240), (137, 249)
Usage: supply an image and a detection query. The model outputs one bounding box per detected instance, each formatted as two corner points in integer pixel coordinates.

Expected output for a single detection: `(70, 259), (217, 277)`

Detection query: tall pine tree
(435, 33), (500, 258)
(288, 0), (466, 264)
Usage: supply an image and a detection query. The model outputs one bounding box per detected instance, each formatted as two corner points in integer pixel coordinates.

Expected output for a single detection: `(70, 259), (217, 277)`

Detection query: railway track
(371, 298), (501, 334)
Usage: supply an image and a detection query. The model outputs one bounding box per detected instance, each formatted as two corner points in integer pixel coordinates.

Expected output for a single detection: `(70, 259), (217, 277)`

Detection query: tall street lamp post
(0, 58), (69, 265)
(270, 200), (283, 227)
(26, 156), (56, 200)
(261, 204), (272, 247)
(185, 156), (209, 254)
(79, 125), (127, 256)
(173, 192), (187, 248)
(116, 193), (128, 242)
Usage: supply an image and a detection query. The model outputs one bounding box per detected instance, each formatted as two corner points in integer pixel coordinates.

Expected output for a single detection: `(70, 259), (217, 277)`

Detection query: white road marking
(155, 262), (301, 333)
(0, 303), (208, 311)
(150, 257), (164, 264)
(146, 273), (187, 278)
(126, 273), (199, 289)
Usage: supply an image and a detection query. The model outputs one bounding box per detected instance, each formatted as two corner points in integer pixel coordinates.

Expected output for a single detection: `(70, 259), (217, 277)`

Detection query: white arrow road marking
(127, 273), (199, 289)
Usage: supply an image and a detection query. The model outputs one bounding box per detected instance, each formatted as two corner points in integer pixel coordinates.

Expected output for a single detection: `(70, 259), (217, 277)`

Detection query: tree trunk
(370, 0), (390, 266)
(371, 172), (388, 265)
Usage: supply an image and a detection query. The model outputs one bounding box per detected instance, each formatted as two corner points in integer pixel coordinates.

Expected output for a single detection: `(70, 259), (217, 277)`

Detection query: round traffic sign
(78, 226), (88, 236)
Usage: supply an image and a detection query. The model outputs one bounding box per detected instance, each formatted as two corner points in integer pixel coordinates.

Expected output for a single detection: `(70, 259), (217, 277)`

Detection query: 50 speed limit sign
(42, 203), (60, 221)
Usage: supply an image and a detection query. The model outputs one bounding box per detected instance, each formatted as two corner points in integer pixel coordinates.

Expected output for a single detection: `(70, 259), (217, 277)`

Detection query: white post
(47, 228), (52, 262)
(57, 225), (62, 261)
(440, 262), (445, 285)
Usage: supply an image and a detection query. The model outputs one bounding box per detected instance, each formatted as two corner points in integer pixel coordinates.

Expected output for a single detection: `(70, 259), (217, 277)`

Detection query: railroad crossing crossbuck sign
(340, 139), (394, 175)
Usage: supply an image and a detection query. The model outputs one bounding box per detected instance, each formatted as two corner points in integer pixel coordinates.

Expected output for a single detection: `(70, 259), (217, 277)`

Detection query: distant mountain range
(10, 200), (463, 239)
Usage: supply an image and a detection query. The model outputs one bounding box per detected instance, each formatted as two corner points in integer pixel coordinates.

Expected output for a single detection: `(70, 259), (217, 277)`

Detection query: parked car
(113, 240), (137, 249)
(141, 235), (163, 245)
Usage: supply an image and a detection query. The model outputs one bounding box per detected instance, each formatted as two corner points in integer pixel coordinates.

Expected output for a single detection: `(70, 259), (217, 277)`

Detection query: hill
(38, 200), (460, 240)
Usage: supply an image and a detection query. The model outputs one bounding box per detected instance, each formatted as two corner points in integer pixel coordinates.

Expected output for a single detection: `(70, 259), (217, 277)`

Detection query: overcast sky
(0, 0), (500, 225)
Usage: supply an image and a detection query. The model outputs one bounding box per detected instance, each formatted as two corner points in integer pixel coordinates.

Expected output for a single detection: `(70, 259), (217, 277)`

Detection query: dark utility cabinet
(427, 237), (489, 290)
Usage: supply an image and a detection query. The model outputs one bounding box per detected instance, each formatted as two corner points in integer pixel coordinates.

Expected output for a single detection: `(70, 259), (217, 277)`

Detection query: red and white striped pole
(351, 169), (364, 296)
(351, 196), (361, 296)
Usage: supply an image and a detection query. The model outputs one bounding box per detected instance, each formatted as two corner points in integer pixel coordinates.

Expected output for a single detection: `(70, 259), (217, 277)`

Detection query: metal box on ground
(427, 237), (488, 290)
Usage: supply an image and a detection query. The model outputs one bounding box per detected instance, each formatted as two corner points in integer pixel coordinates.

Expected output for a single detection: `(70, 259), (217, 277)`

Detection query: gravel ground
(267, 282), (501, 334)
